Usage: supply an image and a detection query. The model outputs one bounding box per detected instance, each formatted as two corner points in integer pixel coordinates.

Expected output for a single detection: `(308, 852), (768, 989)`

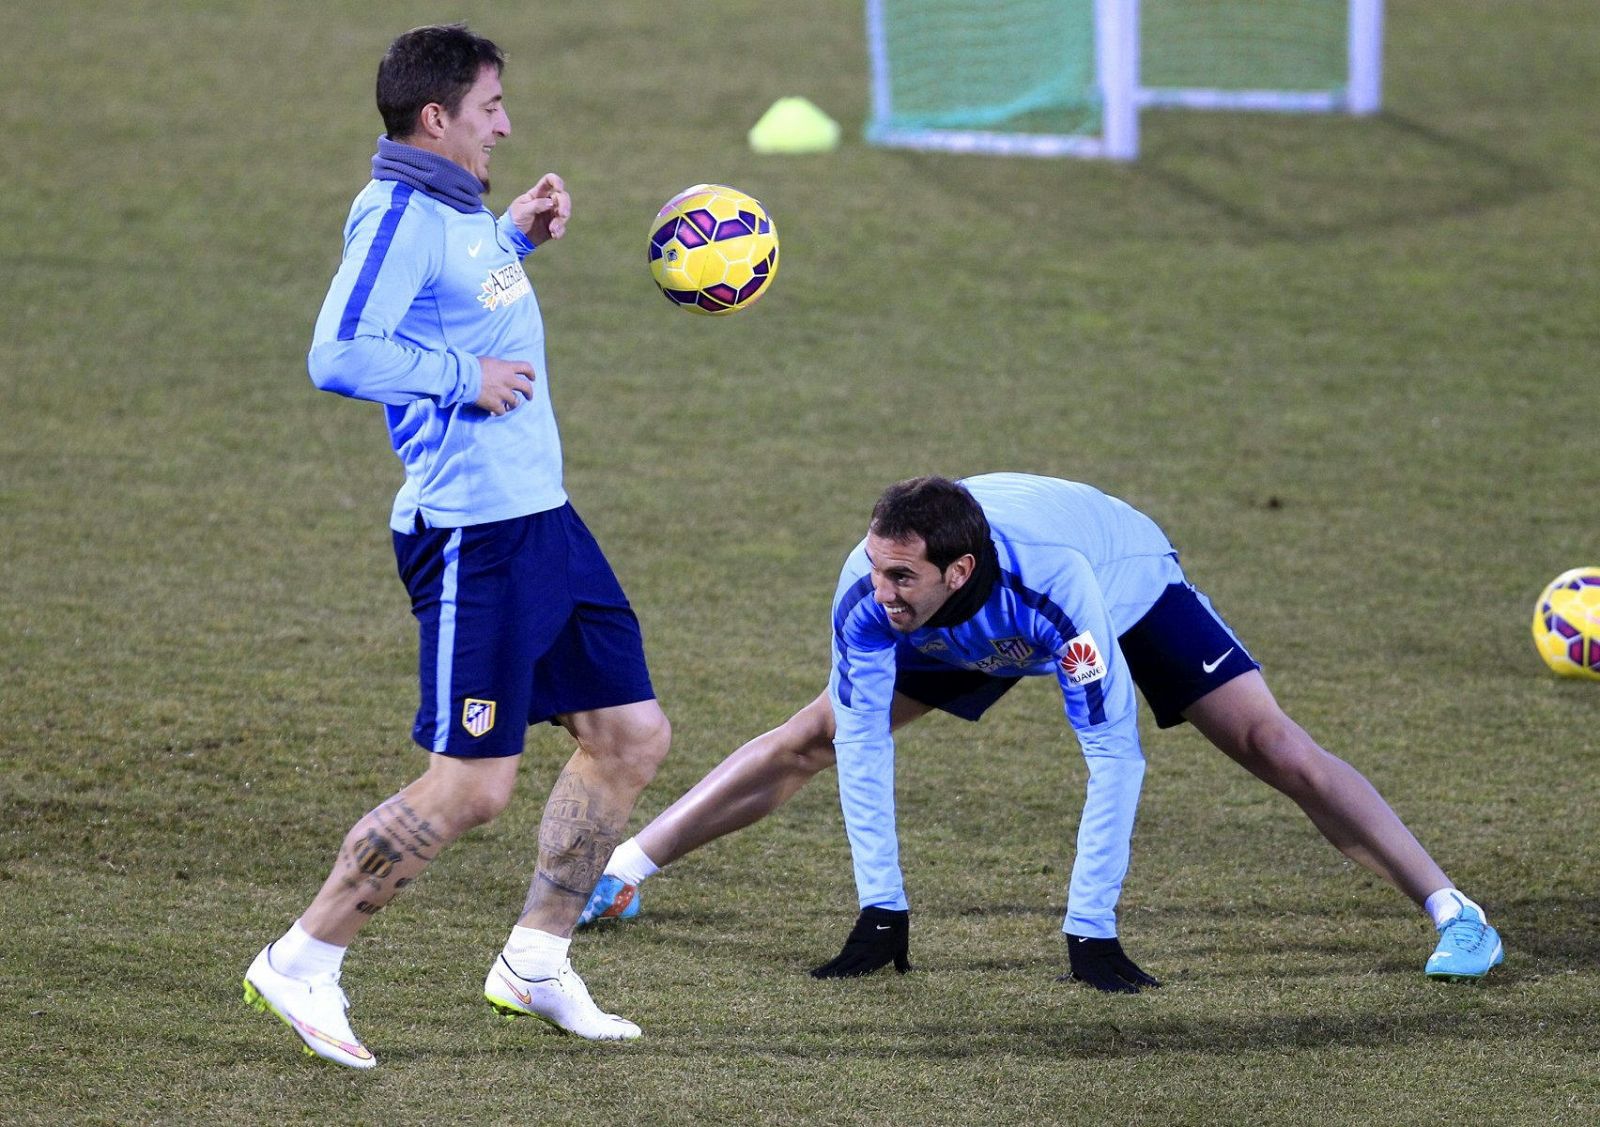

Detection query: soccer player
(581, 473), (1504, 989)
(243, 25), (671, 1069)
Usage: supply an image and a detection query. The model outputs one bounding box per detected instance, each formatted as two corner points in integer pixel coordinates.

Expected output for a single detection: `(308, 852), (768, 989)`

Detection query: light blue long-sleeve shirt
(828, 472), (1185, 937)
(308, 169), (566, 531)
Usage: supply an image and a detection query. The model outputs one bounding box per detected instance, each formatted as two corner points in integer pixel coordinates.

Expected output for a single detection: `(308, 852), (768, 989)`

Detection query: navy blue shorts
(393, 503), (655, 758)
(893, 582), (1258, 729)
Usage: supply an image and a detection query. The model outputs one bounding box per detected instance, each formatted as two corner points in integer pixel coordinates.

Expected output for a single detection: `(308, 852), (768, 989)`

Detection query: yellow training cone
(748, 96), (841, 154)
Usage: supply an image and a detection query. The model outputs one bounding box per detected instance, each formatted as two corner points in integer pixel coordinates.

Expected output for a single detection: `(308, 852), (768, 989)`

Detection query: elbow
(307, 341), (358, 395)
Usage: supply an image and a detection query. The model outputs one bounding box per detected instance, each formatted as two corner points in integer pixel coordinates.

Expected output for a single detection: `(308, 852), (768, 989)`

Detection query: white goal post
(865, 0), (1384, 160)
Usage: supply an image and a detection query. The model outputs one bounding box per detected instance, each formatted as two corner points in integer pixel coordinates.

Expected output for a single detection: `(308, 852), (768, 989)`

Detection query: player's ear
(415, 102), (449, 139)
(944, 553), (976, 590)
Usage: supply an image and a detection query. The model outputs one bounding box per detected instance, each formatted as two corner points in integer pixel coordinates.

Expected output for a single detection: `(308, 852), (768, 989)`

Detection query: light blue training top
(308, 139), (566, 531)
(829, 472), (1184, 937)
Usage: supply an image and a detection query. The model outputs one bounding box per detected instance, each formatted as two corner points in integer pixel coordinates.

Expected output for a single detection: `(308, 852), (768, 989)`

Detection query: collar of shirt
(371, 136), (487, 215)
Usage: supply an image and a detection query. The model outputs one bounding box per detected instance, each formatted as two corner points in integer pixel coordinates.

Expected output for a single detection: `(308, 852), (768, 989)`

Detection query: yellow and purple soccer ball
(1531, 566), (1600, 680)
(648, 184), (778, 315)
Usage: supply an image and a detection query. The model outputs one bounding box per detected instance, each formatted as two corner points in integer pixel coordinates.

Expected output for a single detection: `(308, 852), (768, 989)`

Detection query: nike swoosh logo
(874, 924), (891, 931)
(1202, 648), (1235, 674)
(467, 239), (484, 257)
(497, 971), (533, 1005)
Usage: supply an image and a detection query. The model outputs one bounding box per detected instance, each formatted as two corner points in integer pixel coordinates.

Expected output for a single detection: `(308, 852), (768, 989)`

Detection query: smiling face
(865, 531), (974, 633)
(428, 63), (510, 187)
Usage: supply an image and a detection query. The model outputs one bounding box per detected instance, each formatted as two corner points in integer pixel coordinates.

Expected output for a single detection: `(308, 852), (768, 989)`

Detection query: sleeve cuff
(500, 212), (536, 256)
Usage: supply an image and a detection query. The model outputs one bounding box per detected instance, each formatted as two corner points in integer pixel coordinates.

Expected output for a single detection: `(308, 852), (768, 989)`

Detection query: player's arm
(1043, 553), (1161, 993)
(1062, 737), (1158, 993)
(811, 566), (912, 979)
(832, 647), (905, 913)
(307, 200), (483, 408)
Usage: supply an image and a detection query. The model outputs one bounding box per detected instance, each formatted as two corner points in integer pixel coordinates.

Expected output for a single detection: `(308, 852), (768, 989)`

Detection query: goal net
(864, 0), (1383, 160)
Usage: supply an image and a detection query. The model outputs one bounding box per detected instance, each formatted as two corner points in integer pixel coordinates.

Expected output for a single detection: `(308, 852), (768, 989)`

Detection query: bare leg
(1183, 670), (1449, 905)
(517, 699), (671, 936)
(299, 753), (521, 946)
(635, 690), (931, 868)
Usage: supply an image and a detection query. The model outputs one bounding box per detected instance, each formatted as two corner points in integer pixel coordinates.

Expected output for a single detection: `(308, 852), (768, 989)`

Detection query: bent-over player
(581, 473), (1503, 990)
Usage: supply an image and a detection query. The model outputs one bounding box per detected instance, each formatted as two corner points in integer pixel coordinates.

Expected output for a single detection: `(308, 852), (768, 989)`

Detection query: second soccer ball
(1531, 567), (1600, 681)
(648, 184), (779, 315)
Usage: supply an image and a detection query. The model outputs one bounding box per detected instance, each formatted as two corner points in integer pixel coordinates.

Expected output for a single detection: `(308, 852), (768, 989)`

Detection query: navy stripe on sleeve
(1001, 570), (1107, 724)
(832, 574), (877, 708)
(1000, 569), (1078, 639)
(1082, 679), (1106, 725)
(832, 574), (877, 633)
(337, 183), (414, 341)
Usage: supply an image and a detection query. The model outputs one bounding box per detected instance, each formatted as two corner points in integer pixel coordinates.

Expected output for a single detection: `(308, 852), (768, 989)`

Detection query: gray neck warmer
(371, 136), (486, 214)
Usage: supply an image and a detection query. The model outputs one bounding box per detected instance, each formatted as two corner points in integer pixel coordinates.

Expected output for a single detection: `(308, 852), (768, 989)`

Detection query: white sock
(604, 837), (660, 885)
(1424, 888), (1484, 928)
(272, 920), (346, 980)
(502, 926), (570, 979)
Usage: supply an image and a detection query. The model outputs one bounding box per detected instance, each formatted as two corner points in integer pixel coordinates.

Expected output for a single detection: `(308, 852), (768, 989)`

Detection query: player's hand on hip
(475, 356), (536, 416)
(810, 907), (912, 979)
(508, 173), (571, 244)
(1059, 934), (1161, 994)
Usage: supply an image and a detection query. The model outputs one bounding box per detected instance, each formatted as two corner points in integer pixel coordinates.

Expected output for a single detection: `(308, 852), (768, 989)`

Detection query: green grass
(3, 1), (1599, 1123)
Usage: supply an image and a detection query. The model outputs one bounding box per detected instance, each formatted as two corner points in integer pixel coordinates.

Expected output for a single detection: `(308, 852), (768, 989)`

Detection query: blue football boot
(1425, 903), (1504, 982)
(577, 875), (640, 927)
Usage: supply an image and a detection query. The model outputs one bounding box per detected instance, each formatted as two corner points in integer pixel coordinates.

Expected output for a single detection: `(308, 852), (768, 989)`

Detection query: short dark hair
(869, 476), (991, 570)
(377, 23), (505, 139)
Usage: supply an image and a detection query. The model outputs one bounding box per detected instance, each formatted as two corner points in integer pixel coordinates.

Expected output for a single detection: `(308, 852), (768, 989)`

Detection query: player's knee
(453, 785), (515, 832)
(1242, 715), (1329, 798)
(775, 700), (837, 776)
(579, 705), (671, 786)
(633, 709), (672, 776)
(413, 774), (515, 837)
(778, 737), (836, 779)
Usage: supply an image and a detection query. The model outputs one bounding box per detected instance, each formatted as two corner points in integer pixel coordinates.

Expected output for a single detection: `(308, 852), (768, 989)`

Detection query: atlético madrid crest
(989, 637), (1033, 663)
(462, 698), (497, 738)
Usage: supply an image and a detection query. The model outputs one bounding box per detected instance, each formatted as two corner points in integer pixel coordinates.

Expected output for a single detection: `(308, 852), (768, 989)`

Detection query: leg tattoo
(335, 798), (441, 915)
(529, 768), (625, 909)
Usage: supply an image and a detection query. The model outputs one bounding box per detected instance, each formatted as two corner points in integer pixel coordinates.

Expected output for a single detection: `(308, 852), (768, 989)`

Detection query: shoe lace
(1442, 914), (1488, 953)
(557, 961), (599, 1004)
(307, 972), (352, 1012)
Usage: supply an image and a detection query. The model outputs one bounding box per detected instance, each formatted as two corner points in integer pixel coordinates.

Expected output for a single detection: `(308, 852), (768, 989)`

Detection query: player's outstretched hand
(1059, 934), (1161, 994)
(810, 907), (911, 979)
(508, 173), (571, 245)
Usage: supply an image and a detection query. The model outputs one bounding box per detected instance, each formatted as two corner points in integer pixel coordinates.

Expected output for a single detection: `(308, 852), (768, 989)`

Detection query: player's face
(437, 65), (510, 187)
(866, 532), (966, 633)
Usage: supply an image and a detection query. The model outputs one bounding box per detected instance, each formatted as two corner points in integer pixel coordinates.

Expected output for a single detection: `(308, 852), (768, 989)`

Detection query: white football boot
(483, 955), (642, 1040)
(243, 945), (377, 1069)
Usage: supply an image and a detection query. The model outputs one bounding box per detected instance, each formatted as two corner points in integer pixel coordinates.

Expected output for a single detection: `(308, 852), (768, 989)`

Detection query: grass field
(3, 1), (1598, 1123)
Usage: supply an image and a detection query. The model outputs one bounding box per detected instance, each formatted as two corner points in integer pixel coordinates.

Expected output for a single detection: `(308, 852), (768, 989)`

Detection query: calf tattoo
(531, 769), (624, 904)
(338, 798), (441, 913)
(352, 829), (403, 880)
